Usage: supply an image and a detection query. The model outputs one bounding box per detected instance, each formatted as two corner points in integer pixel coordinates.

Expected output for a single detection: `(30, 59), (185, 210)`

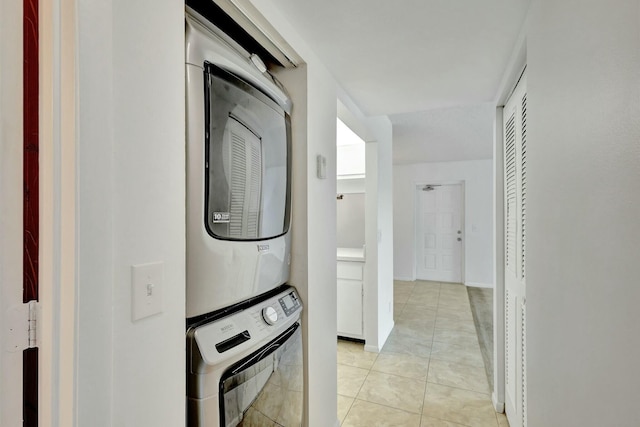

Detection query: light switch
(131, 262), (164, 321)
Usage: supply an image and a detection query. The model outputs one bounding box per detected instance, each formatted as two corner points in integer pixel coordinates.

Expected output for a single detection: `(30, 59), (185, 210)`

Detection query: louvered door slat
(505, 113), (517, 271)
(521, 93), (527, 280)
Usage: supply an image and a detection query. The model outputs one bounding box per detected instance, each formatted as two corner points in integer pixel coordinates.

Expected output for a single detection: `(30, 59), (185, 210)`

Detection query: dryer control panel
(189, 287), (302, 370)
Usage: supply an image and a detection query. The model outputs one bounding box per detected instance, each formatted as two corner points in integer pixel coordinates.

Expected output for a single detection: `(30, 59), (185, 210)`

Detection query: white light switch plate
(131, 262), (164, 321)
(316, 154), (327, 179)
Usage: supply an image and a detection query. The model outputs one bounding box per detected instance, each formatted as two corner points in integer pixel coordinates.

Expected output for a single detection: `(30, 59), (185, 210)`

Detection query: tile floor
(337, 280), (509, 427)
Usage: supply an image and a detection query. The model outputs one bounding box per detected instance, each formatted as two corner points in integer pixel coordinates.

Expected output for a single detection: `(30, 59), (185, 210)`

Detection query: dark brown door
(23, 0), (39, 425)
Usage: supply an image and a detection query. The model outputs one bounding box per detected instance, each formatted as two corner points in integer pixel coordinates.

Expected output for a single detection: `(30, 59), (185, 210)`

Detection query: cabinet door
(337, 279), (363, 337)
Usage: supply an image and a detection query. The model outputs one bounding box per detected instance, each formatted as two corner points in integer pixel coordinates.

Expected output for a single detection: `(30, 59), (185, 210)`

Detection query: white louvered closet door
(504, 72), (527, 427)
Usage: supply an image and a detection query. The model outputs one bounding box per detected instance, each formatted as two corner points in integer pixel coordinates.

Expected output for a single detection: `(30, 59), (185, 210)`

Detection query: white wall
(0, 1), (25, 423)
(251, 2), (340, 425)
(394, 159), (494, 286)
(255, 1), (394, 421)
(336, 193), (365, 248)
(367, 117), (395, 350)
(526, 1), (640, 425)
(76, 1), (185, 426)
(337, 177), (365, 194)
(336, 96), (395, 351)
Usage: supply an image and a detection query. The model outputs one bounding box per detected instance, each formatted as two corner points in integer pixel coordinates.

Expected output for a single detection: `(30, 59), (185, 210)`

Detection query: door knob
(457, 237), (462, 241)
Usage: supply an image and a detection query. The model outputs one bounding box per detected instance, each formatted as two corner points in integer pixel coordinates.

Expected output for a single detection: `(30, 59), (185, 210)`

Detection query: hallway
(337, 280), (508, 427)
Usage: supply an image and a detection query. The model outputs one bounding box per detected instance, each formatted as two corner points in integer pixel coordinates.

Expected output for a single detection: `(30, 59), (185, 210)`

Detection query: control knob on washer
(262, 306), (278, 325)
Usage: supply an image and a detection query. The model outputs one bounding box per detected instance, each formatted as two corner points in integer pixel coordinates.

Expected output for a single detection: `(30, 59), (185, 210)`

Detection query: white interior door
(504, 72), (527, 427)
(416, 184), (463, 283)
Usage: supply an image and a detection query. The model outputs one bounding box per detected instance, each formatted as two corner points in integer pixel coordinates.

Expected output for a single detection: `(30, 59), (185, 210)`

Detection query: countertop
(337, 247), (365, 262)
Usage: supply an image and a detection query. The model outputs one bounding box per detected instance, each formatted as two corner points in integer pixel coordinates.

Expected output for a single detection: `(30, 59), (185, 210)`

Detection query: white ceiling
(270, 0), (530, 163)
(392, 103), (496, 164)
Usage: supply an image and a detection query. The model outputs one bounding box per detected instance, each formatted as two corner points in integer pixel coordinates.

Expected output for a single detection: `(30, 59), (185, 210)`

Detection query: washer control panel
(192, 287), (302, 368)
(278, 291), (301, 316)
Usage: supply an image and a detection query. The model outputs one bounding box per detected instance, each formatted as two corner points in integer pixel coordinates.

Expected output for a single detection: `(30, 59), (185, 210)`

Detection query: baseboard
(394, 276), (414, 282)
(492, 391), (505, 413)
(465, 281), (494, 289)
(364, 343), (380, 353)
(363, 320), (394, 353)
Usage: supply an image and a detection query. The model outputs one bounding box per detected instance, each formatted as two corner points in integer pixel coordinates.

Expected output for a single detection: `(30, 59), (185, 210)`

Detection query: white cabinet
(337, 259), (363, 339)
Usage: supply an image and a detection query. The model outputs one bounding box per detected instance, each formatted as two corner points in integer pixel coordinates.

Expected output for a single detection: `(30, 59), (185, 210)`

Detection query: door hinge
(3, 301), (39, 352)
(27, 300), (38, 348)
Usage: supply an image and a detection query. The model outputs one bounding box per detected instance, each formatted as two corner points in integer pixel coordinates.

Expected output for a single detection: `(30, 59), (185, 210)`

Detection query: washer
(187, 286), (303, 426)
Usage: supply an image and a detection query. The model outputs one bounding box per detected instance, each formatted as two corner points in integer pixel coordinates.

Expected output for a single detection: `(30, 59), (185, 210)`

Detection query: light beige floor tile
(432, 328), (480, 347)
(395, 289), (413, 304)
(434, 315), (477, 334)
(437, 298), (471, 313)
(357, 371), (426, 414)
(394, 280), (416, 289)
(430, 341), (484, 368)
(337, 394), (355, 425)
(420, 416), (467, 427)
(427, 359), (490, 394)
(437, 292), (470, 306)
(395, 314), (436, 338)
(337, 276), (495, 427)
(337, 364), (369, 398)
(438, 283), (467, 294)
(393, 324), (435, 342)
(406, 291), (440, 308)
(371, 352), (431, 381)
(414, 280), (441, 290)
(423, 383), (498, 427)
(394, 303), (406, 319)
(338, 339), (379, 369)
(411, 285), (441, 296)
(381, 330), (432, 359)
(399, 305), (438, 320)
(437, 290), (468, 300)
(435, 307), (473, 322)
(396, 318), (436, 334)
(496, 412), (510, 427)
(342, 399), (421, 427)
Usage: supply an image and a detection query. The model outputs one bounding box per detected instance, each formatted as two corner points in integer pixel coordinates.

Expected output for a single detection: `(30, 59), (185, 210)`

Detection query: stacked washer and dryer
(185, 7), (302, 427)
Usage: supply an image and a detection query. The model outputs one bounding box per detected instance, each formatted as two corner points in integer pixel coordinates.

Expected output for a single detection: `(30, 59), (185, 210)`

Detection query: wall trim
(465, 281), (494, 289)
(393, 276), (414, 282)
(364, 343), (380, 353)
(492, 391), (505, 413)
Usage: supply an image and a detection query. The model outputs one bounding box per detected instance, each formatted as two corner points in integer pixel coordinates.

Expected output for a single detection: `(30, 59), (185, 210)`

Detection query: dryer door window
(204, 63), (291, 241)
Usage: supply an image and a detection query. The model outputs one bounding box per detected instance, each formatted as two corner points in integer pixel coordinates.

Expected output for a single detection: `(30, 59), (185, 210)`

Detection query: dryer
(185, 8), (293, 319)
